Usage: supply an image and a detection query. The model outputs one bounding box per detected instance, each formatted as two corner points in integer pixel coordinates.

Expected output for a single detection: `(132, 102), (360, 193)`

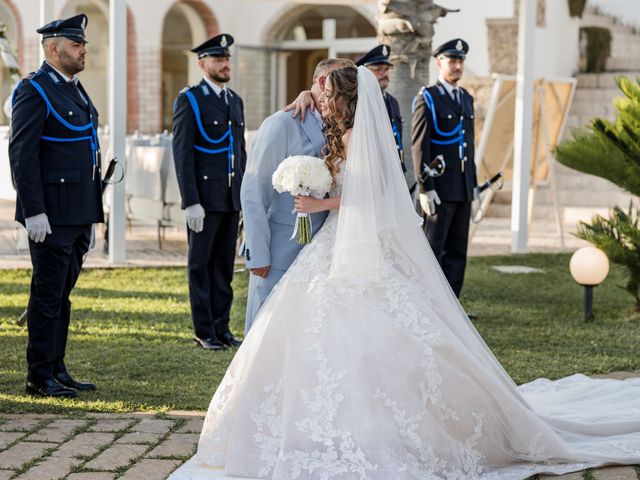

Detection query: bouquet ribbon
(290, 192), (314, 244)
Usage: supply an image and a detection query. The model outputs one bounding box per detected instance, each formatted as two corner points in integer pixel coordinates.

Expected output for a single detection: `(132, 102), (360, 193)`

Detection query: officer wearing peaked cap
(411, 38), (477, 298)
(356, 44), (406, 172)
(172, 33), (246, 351)
(10, 13), (102, 398)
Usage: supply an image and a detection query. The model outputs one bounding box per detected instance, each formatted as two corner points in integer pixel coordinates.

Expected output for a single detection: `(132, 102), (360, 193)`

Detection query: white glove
(25, 213), (52, 243)
(419, 190), (441, 216)
(185, 203), (205, 233)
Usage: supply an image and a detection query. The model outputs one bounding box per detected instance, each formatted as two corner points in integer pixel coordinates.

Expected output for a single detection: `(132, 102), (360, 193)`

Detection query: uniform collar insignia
(201, 84), (210, 96)
(456, 40), (463, 51)
(48, 71), (60, 83)
(220, 35), (227, 47)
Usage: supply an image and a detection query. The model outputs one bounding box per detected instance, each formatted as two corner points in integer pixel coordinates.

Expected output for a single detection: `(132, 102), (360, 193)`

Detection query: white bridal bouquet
(272, 155), (333, 244)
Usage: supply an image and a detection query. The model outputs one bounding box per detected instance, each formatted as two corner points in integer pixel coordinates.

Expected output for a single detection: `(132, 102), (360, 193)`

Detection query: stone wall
(235, 47), (273, 130)
(487, 0), (547, 75)
(136, 47), (163, 134)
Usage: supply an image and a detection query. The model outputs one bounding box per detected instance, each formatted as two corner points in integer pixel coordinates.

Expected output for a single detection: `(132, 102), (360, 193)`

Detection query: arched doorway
(266, 5), (377, 105)
(161, 1), (214, 131)
(59, 0), (109, 124)
(59, 0), (138, 131)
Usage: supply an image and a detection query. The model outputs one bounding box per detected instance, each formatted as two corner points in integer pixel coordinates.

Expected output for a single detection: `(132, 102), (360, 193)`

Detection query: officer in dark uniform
(172, 34), (246, 351)
(411, 38), (477, 298)
(356, 44), (406, 172)
(10, 14), (102, 397)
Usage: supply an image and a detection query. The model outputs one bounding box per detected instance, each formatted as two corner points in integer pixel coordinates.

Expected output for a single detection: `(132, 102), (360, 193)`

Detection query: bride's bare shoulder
(342, 128), (353, 145)
(342, 128), (353, 158)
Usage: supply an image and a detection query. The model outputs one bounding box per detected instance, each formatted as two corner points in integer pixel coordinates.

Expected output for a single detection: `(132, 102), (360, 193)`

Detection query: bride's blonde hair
(323, 66), (358, 187)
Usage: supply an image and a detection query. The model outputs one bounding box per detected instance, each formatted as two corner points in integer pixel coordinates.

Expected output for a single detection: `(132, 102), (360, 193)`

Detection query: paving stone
(131, 418), (175, 434)
(175, 417), (204, 433)
(14, 456), (77, 480)
(84, 444), (147, 471)
(0, 431), (25, 449)
(67, 474), (114, 480)
(118, 459), (181, 480)
(593, 466), (639, 480)
(147, 433), (199, 458)
(116, 432), (164, 445)
(0, 441), (57, 469)
(88, 419), (135, 433)
(0, 417), (44, 432)
(539, 473), (585, 480)
(26, 419), (88, 443)
(0, 471), (13, 480)
(51, 432), (116, 459)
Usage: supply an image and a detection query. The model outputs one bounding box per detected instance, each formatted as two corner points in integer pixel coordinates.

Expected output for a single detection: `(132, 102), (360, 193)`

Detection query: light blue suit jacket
(240, 108), (328, 333)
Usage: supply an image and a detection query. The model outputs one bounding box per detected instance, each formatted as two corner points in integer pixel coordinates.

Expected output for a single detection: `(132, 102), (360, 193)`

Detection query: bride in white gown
(170, 66), (640, 480)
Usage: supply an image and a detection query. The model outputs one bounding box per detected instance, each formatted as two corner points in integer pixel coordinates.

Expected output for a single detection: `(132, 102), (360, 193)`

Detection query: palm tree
(555, 76), (640, 310)
(377, 0), (457, 181)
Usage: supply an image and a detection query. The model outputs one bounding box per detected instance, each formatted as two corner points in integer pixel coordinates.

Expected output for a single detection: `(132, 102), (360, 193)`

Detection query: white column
(39, 0), (54, 64)
(323, 19), (337, 58)
(510, 0), (536, 253)
(108, 0), (127, 264)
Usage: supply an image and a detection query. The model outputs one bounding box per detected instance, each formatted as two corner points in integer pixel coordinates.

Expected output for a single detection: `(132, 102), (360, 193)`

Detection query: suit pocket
(43, 170), (80, 216)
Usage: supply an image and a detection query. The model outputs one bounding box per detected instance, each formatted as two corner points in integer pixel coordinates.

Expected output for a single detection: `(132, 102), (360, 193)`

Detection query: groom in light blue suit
(241, 58), (354, 334)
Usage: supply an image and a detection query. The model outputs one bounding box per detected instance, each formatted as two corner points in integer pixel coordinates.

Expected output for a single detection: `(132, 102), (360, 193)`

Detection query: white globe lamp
(569, 246), (610, 321)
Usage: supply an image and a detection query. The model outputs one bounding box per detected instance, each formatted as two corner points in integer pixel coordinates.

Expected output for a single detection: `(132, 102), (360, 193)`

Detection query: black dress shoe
(193, 336), (227, 351)
(55, 372), (96, 391)
(26, 378), (77, 398)
(217, 331), (242, 348)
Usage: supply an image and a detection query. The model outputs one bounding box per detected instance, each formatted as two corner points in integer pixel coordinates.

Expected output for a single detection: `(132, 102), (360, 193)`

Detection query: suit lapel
(299, 109), (325, 157)
(41, 63), (88, 110)
(198, 80), (228, 116)
(436, 81), (462, 114)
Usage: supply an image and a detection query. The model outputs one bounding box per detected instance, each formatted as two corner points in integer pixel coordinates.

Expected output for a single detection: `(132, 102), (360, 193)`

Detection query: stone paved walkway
(2, 379), (640, 480)
(0, 411), (203, 480)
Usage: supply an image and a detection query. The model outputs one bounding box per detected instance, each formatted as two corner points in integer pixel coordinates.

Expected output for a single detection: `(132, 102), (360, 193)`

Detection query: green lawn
(1, 253), (639, 414)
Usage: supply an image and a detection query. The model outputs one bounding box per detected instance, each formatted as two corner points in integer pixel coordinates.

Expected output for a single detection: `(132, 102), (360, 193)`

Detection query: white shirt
(438, 76), (460, 102)
(203, 76), (228, 103)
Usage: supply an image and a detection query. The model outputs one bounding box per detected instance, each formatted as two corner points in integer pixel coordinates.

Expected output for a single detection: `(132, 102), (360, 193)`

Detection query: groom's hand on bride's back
(250, 266), (271, 278)
(283, 90), (315, 122)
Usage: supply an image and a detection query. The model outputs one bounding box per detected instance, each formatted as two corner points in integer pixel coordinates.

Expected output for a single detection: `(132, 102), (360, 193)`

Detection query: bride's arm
(294, 195), (340, 213)
(295, 129), (351, 213)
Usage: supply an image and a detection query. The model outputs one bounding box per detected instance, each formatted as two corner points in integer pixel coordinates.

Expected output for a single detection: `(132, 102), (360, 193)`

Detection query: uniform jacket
(172, 79), (247, 212)
(384, 91), (406, 172)
(9, 62), (103, 225)
(411, 81), (477, 202)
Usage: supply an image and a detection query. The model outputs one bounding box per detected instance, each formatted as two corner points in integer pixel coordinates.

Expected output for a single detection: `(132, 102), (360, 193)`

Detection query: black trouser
(27, 225), (91, 382)
(187, 211), (239, 340)
(424, 201), (471, 298)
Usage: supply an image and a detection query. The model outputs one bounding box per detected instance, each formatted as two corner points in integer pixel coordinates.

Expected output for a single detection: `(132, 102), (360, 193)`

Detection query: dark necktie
(219, 89), (228, 105)
(451, 87), (459, 105)
(68, 80), (87, 105)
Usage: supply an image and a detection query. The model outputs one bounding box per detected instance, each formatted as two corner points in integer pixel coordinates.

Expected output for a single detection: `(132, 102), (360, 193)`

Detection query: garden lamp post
(569, 246), (610, 322)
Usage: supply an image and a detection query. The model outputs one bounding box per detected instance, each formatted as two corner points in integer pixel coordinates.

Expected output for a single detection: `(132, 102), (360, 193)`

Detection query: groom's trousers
(188, 211), (239, 340)
(244, 267), (286, 334)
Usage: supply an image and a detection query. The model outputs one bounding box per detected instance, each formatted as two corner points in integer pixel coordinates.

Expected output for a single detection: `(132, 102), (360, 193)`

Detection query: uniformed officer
(172, 34), (246, 351)
(356, 44), (406, 172)
(9, 14), (102, 397)
(411, 38), (477, 298)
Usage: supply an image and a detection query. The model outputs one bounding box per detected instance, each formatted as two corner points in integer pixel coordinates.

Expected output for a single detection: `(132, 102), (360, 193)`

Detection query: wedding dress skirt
(171, 205), (640, 480)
